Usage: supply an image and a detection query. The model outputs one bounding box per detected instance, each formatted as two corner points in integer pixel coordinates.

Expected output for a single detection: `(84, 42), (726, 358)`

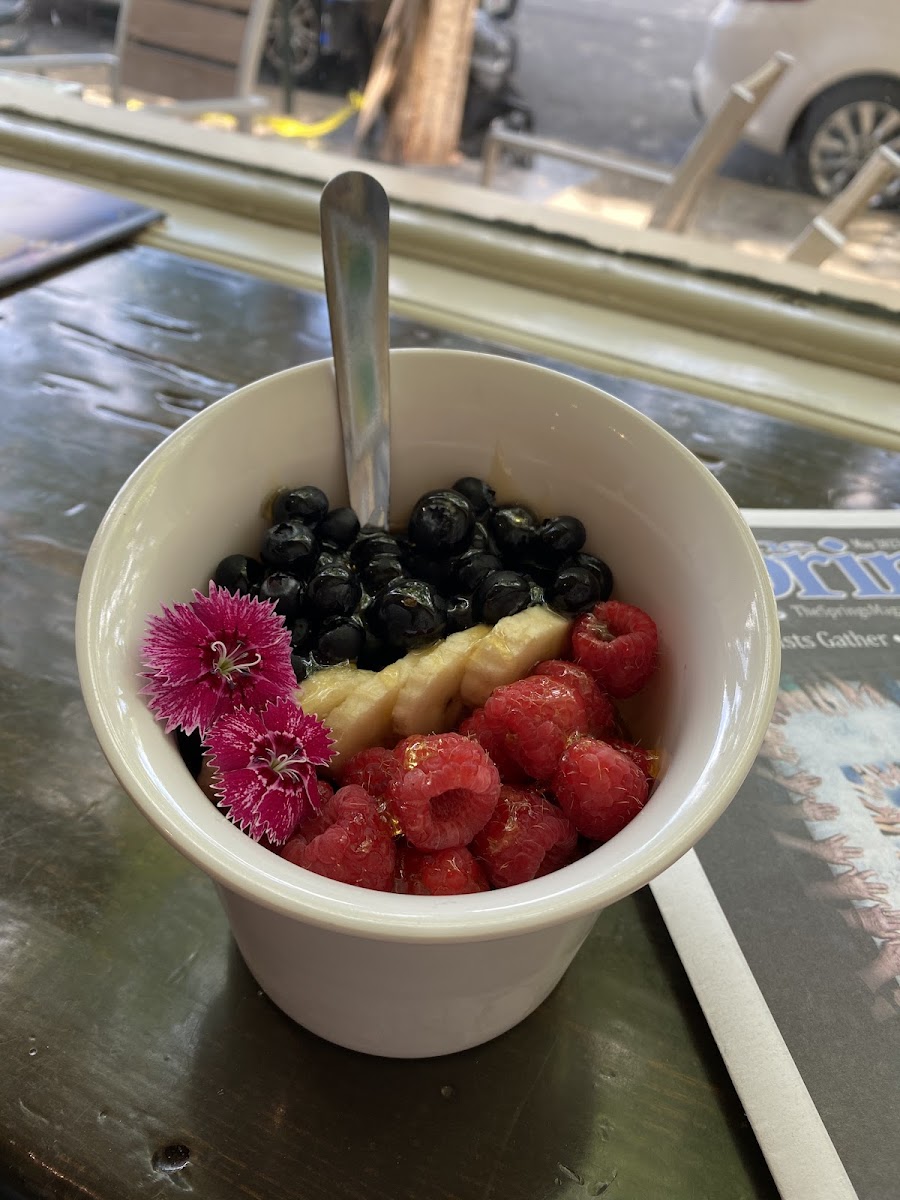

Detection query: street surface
(21, 0), (788, 184)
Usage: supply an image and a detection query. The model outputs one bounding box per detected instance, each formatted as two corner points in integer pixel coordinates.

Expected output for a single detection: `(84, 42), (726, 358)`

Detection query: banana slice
(326, 658), (410, 772)
(393, 624), (492, 737)
(297, 663), (372, 721)
(460, 606), (573, 709)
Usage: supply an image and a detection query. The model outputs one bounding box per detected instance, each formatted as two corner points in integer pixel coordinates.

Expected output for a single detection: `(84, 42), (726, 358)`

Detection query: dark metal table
(3, 245), (898, 1200)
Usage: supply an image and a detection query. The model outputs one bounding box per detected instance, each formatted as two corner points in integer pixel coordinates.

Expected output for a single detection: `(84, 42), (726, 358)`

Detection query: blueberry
(489, 505), (538, 562)
(357, 631), (403, 672)
(273, 485), (329, 527)
(529, 581), (546, 607)
(536, 515), (586, 563)
(350, 531), (402, 569)
(363, 554), (408, 594)
(306, 563), (362, 621)
(567, 552), (614, 602)
(517, 558), (556, 588)
(258, 572), (304, 622)
(369, 579), (447, 651)
(315, 617), (366, 665)
(452, 476), (496, 518)
(546, 565), (602, 616)
(291, 617), (312, 654)
(469, 521), (500, 555)
(261, 521), (318, 575)
(291, 653), (312, 682)
(454, 549), (503, 594)
(318, 506), (360, 548)
(314, 547), (349, 571)
(408, 490), (475, 557)
(213, 553), (263, 596)
(446, 594), (475, 634)
(472, 570), (532, 624)
(405, 551), (457, 594)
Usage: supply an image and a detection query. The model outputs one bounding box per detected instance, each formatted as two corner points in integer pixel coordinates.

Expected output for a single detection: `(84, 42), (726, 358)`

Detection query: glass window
(3, 0), (899, 296)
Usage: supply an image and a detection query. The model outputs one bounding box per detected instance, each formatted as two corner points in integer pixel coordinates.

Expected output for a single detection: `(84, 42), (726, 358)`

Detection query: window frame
(1, 76), (898, 449)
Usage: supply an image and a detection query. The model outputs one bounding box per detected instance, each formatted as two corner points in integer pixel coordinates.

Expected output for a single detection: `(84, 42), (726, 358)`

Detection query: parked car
(693, 0), (900, 203)
(0, 0), (30, 54)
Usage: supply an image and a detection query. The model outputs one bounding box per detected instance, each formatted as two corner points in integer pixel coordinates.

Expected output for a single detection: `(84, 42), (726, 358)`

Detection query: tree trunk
(387, 0), (479, 166)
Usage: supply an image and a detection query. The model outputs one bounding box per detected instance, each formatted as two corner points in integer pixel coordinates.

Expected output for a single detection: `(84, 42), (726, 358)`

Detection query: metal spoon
(320, 171), (392, 530)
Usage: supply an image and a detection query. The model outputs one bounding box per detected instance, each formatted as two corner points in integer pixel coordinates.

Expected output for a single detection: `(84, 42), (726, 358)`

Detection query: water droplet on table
(557, 1163), (584, 1185)
(152, 1144), (191, 1173)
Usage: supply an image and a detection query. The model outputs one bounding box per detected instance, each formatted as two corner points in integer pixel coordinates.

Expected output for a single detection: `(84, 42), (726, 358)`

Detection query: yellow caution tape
(261, 90), (365, 139)
(123, 91), (364, 138)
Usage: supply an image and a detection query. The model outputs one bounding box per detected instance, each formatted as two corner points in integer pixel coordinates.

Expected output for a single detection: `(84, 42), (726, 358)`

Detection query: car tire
(264, 0), (321, 86)
(794, 77), (900, 208)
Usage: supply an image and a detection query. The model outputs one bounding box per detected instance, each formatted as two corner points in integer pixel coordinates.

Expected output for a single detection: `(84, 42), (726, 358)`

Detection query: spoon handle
(320, 171), (392, 530)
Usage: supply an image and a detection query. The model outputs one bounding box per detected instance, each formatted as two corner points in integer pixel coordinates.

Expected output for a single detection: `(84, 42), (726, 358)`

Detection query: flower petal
(260, 698), (334, 766)
(142, 672), (228, 735)
(205, 697), (334, 842)
(212, 763), (317, 844)
(205, 707), (261, 771)
(141, 584), (297, 736)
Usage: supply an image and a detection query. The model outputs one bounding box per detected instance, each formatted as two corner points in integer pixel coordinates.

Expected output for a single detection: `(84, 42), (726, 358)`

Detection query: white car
(693, 0), (900, 201)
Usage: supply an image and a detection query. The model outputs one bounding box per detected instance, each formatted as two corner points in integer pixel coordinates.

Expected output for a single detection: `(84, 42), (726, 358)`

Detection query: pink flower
(141, 584), (296, 735)
(206, 698), (334, 844)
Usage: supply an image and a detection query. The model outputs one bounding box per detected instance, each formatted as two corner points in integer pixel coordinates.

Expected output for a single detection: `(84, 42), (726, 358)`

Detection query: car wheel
(795, 78), (900, 208)
(264, 0), (321, 85)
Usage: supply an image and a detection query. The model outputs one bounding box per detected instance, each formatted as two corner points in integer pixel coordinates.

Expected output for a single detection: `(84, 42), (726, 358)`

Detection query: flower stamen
(210, 638), (263, 681)
(266, 749), (311, 783)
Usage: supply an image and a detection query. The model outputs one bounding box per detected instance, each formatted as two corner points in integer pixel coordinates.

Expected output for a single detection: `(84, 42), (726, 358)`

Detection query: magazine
(651, 510), (900, 1200)
(0, 166), (163, 290)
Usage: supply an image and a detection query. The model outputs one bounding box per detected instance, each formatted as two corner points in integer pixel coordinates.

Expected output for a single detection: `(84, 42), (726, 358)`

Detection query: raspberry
(471, 786), (578, 888)
(606, 738), (660, 789)
(280, 785), (396, 890)
(339, 746), (402, 798)
(396, 846), (490, 895)
(274, 772), (336, 840)
(552, 738), (649, 841)
(571, 601), (659, 699)
(481, 675), (589, 781)
(316, 777), (335, 806)
(530, 659), (617, 737)
(389, 733), (500, 851)
(536, 827), (582, 877)
(459, 707), (530, 784)
(338, 745), (405, 835)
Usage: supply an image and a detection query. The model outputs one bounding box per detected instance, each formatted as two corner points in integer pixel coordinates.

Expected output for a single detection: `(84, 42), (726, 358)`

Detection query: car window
(3, 0), (899, 300)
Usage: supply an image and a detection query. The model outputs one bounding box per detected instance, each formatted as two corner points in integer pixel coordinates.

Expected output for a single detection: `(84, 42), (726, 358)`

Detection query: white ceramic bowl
(77, 349), (780, 1058)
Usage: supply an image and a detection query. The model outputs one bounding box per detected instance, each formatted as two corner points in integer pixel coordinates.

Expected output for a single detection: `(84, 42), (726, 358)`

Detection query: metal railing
(786, 145), (900, 267)
(481, 51), (794, 235)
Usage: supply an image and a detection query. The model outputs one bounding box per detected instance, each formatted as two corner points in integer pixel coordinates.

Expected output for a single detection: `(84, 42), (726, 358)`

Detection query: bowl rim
(77, 348), (781, 943)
